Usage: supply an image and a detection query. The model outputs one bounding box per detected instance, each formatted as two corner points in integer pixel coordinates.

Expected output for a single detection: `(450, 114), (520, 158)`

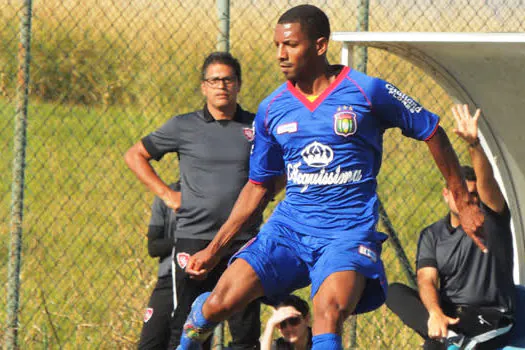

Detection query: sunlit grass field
(1, 0), (516, 348)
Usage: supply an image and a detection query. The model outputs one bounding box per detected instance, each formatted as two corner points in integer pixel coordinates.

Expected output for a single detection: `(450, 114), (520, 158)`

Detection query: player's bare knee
(205, 287), (240, 320)
(204, 291), (229, 316)
(315, 302), (350, 329)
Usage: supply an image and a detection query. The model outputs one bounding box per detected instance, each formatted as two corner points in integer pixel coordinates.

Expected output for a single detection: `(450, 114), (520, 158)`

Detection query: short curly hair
(277, 5), (330, 42)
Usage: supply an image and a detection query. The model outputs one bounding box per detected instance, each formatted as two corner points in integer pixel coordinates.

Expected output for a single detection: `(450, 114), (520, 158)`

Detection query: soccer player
(179, 5), (484, 350)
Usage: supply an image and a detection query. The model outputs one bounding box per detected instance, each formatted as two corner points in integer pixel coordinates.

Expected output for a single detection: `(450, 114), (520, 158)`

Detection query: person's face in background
(276, 306), (310, 344)
(201, 63), (240, 111)
(443, 180), (479, 217)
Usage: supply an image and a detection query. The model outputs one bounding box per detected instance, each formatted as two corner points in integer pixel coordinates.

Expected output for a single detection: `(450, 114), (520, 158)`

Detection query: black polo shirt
(416, 202), (515, 313)
(142, 104), (259, 241)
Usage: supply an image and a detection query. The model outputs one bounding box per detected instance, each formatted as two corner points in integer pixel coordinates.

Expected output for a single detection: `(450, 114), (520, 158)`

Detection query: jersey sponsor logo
(143, 307), (154, 323)
(242, 127), (254, 142)
(334, 106), (357, 137)
(358, 245), (377, 262)
(385, 83), (423, 113)
(176, 252), (190, 269)
(288, 141), (363, 192)
(277, 122), (298, 135)
(301, 141), (333, 167)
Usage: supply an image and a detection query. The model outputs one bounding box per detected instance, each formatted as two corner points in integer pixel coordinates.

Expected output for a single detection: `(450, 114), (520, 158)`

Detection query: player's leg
(309, 240), (388, 350)
(138, 276), (173, 349)
(169, 239), (214, 349)
(312, 270), (366, 349)
(204, 241), (261, 350)
(386, 282), (434, 338)
(179, 226), (311, 350)
(178, 258), (265, 349)
(385, 282), (445, 350)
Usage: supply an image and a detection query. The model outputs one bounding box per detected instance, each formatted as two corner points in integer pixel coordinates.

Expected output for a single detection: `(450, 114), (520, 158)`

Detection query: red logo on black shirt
(144, 307), (153, 323)
(243, 127), (254, 142)
(177, 252), (190, 269)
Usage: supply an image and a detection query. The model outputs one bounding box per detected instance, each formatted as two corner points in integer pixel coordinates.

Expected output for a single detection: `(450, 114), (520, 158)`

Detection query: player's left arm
(451, 104), (506, 214)
(426, 126), (486, 252)
(370, 79), (485, 251)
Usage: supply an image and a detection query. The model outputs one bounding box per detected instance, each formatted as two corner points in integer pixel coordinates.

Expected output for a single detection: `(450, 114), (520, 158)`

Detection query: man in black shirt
(386, 105), (516, 349)
(138, 182), (180, 349)
(125, 52), (266, 349)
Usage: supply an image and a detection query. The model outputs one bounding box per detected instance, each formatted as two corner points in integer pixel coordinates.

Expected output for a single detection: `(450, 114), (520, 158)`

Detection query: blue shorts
(231, 221), (387, 314)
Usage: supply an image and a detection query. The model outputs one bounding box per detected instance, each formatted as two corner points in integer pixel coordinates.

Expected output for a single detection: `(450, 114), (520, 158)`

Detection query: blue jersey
(249, 66), (440, 240)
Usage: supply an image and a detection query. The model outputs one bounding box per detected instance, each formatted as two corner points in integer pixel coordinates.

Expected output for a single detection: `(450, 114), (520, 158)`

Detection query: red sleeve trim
(424, 122), (440, 141)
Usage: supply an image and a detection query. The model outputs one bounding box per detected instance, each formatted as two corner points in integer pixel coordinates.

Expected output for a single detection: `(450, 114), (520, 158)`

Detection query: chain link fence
(1, 0), (524, 348)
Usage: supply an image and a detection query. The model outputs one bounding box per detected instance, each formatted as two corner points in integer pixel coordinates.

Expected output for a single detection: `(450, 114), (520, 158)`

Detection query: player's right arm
(417, 267), (459, 339)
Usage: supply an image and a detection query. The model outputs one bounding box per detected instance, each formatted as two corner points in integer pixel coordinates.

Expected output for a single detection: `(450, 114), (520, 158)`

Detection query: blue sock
(312, 333), (343, 350)
(177, 292), (218, 350)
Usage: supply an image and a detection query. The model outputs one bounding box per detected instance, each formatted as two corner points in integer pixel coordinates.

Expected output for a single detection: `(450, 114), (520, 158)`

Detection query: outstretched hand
(451, 104), (487, 252)
(451, 104), (480, 144)
(185, 247), (221, 280)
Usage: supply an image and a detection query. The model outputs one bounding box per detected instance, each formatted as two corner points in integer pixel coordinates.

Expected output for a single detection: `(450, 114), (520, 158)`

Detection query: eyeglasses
(278, 316), (301, 329)
(203, 76), (237, 87)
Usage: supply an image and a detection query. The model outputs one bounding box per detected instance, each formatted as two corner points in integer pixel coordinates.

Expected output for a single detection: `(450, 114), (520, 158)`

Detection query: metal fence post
(212, 1), (230, 347)
(5, 0), (33, 348)
(355, 0), (369, 74)
(216, 0), (230, 52)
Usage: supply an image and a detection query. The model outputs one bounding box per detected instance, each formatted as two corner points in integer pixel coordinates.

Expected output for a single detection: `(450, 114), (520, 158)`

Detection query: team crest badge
(242, 127), (254, 141)
(334, 106), (357, 137)
(177, 252), (190, 269)
(144, 307), (153, 323)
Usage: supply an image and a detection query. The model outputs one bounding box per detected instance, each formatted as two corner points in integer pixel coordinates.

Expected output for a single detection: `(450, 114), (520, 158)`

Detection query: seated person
(261, 295), (312, 350)
(386, 105), (516, 349)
